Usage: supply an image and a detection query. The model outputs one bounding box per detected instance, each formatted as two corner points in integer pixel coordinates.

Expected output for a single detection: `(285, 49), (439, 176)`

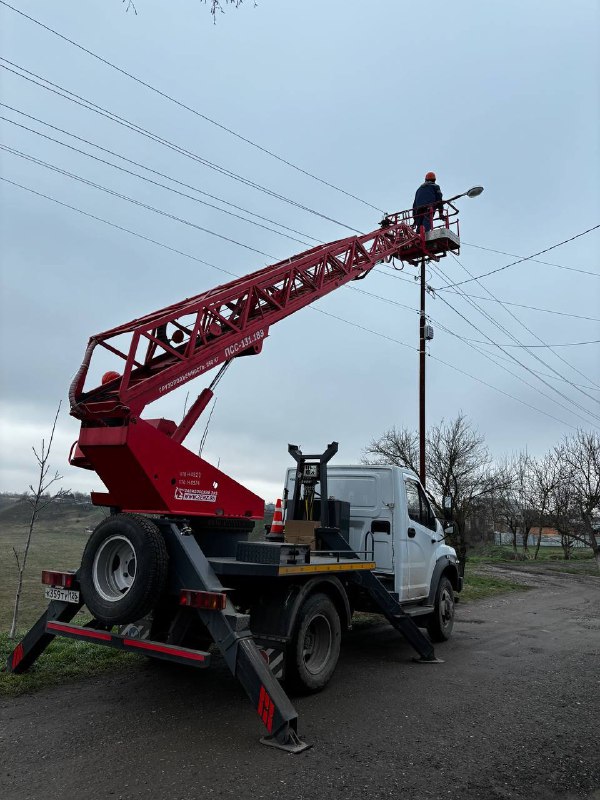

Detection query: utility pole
(414, 185), (484, 491)
(419, 255), (426, 488)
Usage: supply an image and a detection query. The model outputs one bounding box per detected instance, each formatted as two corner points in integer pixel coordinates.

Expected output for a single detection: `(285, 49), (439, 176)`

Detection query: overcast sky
(1, 0), (599, 503)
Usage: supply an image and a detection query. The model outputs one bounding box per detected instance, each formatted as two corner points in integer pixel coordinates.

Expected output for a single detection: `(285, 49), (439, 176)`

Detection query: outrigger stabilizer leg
(6, 588), (84, 675)
(158, 521), (311, 752)
(317, 526), (443, 664)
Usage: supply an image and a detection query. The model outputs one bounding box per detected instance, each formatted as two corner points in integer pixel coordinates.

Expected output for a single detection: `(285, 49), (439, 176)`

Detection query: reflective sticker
(11, 643), (24, 670)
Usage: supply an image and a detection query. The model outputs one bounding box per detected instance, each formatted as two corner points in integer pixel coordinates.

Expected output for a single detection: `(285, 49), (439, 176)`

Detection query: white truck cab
(284, 464), (462, 637)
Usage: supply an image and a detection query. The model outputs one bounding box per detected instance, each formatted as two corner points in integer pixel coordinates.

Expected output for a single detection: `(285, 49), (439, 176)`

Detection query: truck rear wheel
(80, 514), (168, 625)
(427, 575), (455, 642)
(286, 592), (341, 694)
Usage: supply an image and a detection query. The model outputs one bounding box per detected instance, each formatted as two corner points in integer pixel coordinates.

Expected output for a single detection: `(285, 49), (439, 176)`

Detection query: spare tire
(80, 513), (168, 625)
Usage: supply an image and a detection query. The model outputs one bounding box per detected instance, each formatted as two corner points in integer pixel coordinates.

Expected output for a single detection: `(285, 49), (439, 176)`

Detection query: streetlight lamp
(418, 185), (484, 489)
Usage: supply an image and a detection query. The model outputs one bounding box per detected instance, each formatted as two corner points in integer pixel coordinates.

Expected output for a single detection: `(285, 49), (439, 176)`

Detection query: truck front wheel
(286, 592), (341, 694)
(427, 575), (455, 642)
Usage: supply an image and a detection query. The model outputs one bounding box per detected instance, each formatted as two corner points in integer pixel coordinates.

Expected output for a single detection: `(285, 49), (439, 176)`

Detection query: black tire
(286, 592), (341, 694)
(427, 575), (455, 642)
(80, 514), (168, 625)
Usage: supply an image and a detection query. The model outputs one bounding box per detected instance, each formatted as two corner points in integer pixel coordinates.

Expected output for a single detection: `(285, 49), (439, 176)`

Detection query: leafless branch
(9, 402), (70, 638)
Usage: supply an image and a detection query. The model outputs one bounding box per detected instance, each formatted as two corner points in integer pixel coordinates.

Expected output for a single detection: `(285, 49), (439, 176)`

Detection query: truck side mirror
(442, 495), (453, 521)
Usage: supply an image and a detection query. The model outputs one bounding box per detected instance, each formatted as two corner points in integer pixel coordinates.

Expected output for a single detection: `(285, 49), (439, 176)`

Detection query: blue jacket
(413, 181), (443, 214)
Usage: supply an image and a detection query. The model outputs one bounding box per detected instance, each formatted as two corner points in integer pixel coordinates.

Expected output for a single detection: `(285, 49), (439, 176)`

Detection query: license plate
(45, 587), (80, 603)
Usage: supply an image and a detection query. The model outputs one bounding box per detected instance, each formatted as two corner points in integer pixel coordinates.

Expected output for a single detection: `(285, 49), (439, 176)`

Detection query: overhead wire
(436, 225), (600, 289)
(448, 251), (600, 397)
(459, 338), (600, 348)
(427, 261), (600, 425)
(0, 111), (315, 248)
(0, 0), (384, 214)
(438, 288), (600, 322)
(0, 143), (280, 260)
(462, 241), (599, 278)
(0, 173), (581, 430)
(0, 57), (362, 234)
(0, 102), (321, 246)
(432, 318), (600, 393)
(4, 57), (597, 304)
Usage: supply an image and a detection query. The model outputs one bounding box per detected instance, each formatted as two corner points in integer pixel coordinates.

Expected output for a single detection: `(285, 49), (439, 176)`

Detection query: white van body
(284, 464), (460, 604)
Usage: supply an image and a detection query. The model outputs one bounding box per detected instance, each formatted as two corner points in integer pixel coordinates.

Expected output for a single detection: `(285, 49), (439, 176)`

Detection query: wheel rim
(439, 587), (454, 629)
(92, 535), (137, 602)
(302, 613), (333, 675)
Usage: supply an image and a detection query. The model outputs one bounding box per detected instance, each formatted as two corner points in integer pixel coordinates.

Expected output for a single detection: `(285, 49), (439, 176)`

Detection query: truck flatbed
(207, 555), (377, 578)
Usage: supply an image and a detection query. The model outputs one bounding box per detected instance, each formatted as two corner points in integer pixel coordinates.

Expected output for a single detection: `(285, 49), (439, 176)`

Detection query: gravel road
(1, 568), (599, 800)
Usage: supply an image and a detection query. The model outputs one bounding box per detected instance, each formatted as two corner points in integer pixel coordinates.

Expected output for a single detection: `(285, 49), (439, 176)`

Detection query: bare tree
(558, 430), (600, 569)
(122, 1), (248, 19)
(495, 452), (540, 557)
(363, 413), (511, 563)
(530, 452), (560, 559)
(9, 404), (70, 639)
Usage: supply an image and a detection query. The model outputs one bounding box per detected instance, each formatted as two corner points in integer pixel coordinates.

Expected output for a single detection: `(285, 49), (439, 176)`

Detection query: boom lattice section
(70, 211), (441, 422)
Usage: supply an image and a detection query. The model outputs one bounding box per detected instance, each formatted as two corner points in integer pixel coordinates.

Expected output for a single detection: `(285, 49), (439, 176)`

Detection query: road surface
(1, 568), (599, 800)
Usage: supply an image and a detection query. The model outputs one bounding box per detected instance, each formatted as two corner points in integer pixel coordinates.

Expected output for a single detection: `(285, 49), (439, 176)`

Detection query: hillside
(0, 496), (106, 631)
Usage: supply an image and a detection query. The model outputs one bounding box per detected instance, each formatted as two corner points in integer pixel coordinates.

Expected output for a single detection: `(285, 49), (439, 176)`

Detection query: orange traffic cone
(268, 498), (285, 538)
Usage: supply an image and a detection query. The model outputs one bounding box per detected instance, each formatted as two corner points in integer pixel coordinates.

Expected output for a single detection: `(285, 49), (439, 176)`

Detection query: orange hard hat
(101, 370), (121, 385)
(425, 171), (436, 181)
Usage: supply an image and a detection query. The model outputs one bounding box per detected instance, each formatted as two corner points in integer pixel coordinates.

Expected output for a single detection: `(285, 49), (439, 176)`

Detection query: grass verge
(459, 569), (529, 602)
(0, 631), (139, 698)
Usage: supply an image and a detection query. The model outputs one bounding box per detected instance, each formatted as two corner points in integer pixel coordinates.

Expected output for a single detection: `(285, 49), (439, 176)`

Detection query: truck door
(328, 474), (394, 573)
(404, 478), (439, 600)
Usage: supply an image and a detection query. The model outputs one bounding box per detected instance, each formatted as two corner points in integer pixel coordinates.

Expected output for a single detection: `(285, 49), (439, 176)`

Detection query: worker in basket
(413, 171), (444, 232)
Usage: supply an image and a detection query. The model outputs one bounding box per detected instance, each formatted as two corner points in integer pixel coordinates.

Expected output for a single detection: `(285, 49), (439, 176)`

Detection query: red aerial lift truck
(7, 201), (464, 752)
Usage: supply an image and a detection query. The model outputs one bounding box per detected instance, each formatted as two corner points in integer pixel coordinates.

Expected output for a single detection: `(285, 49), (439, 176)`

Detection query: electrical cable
(0, 58), (362, 233)
(377, 263), (600, 322)
(0, 102), (321, 246)
(460, 338), (600, 348)
(0, 176), (239, 279)
(447, 252), (600, 397)
(462, 241), (599, 278)
(0, 144), (280, 260)
(0, 0), (384, 213)
(0, 111), (314, 248)
(2, 173), (583, 430)
(428, 263), (600, 425)
(436, 226), (600, 289)
(432, 317), (600, 392)
(439, 288), (600, 323)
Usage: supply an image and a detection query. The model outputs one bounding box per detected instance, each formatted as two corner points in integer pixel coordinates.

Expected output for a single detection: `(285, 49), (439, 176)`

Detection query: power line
(0, 0), (384, 213)
(352, 270), (600, 411)
(462, 241), (600, 278)
(432, 318), (600, 392)
(436, 225), (600, 289)
(460, 338), (600, 348)
(429, 263), (600, 426)
(0, 58), (362, 234)
(0, 111), (315, 248)
(0, 174), (581, 431)
(0, 144), (280, 260)
(447, 251), (600, 398)
(440, 287), (600, 322)
(0, 102), (322, 246)
(0, 176), (239, 279)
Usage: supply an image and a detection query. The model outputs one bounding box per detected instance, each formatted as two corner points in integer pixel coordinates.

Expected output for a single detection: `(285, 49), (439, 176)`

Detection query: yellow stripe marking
(278, 562), (376, 576)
